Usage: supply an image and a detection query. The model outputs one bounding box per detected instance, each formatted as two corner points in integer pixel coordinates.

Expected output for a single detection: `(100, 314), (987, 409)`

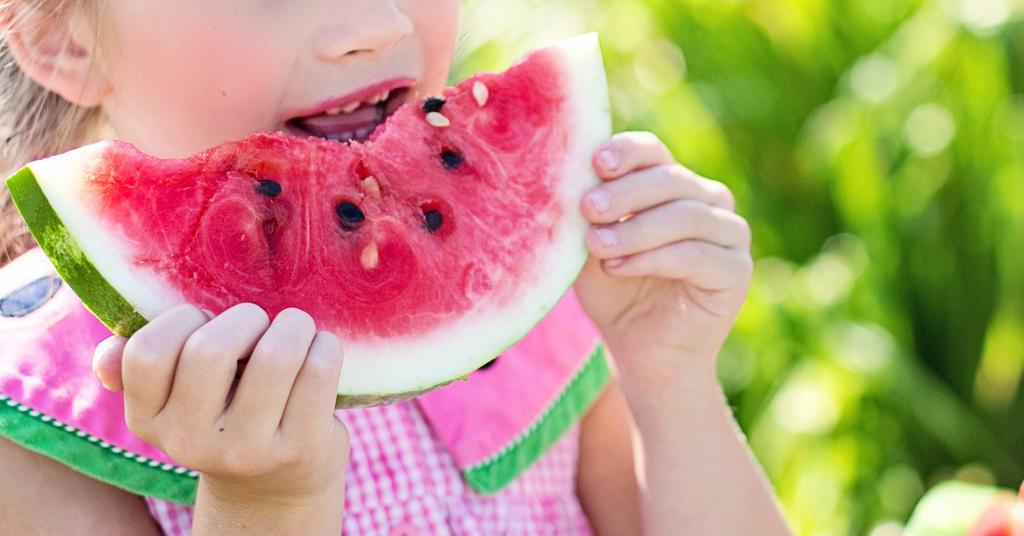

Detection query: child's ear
(4, 3), (110, 107)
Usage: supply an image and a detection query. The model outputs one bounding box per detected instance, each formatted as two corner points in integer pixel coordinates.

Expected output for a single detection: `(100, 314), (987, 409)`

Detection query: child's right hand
(92, 304), (349, 519)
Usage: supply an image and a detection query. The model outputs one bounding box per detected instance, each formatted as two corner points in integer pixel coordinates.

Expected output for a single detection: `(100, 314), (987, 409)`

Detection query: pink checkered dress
(145, 401), (591, 535)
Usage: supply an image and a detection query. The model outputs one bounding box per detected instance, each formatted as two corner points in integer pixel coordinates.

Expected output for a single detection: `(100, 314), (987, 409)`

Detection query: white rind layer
(30, 144), (185, 320)
(26, 34), (611, 399)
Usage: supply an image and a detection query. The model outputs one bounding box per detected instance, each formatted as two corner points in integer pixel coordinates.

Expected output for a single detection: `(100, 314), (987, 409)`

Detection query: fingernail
(598, 149), (619, 172)
(92, 337), (117, 371)
(200, 308), (215, 320)
(587, 190), (612, 214)
(595, 228), (618, 248)
(605, 258), (626, 269)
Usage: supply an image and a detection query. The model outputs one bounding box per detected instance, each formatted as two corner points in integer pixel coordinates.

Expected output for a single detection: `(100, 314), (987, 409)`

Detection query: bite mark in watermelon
(6, 35), (611, 406)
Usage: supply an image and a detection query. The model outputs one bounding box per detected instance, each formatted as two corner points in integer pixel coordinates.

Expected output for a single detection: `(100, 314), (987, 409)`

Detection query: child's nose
(313, 1), (414, 61)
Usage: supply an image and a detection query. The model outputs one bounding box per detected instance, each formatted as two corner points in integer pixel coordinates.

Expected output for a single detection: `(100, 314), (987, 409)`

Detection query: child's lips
(285, 85), (414, 143)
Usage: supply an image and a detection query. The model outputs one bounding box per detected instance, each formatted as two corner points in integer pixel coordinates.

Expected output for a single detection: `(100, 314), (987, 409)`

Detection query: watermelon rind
(6, 34), (611, 406)
(7, 166), (149, 336)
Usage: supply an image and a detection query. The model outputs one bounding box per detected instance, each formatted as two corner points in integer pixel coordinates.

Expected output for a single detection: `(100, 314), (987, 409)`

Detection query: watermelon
(906, 481), (1024, 536)
(6, 34), (610, 407)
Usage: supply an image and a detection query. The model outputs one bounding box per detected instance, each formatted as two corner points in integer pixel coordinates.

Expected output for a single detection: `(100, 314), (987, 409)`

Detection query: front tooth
(326, 106), (344, 116)
(342, 101), (361, 114)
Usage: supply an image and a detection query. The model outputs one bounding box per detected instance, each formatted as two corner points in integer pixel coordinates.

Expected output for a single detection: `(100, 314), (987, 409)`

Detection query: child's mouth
(285, 87), (412, 143)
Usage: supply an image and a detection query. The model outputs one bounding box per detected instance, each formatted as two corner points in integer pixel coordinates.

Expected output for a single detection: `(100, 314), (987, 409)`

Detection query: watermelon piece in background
(906, 481), (1024, 536)
(5, 34), (611, 407)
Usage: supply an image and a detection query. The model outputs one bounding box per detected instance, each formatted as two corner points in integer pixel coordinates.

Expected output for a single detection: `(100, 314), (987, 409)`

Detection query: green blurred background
(458, 0), (1024, 534)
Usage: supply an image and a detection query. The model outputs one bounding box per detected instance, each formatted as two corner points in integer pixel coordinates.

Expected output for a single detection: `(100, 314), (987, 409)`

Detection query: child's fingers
(593, 132), (675, 179)
(586, 200), (751, 259)
(122, 304), (208, 426)
(604, 240), (753, 291)
(165, 303), (269, 426)
(280, 331), (344, 439)
(227, 308), (317, 434)
(92, 336), (126, 392)
(582, 164), (735, 224)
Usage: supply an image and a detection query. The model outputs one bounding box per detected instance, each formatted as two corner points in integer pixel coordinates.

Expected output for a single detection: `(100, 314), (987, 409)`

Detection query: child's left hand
(574, 132), (753, 390)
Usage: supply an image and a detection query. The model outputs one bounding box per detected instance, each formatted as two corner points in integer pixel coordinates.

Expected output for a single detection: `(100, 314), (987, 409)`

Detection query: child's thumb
(92, 336), (127, 392)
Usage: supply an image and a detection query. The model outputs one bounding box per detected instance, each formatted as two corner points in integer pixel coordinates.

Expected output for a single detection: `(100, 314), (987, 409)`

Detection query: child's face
(95, 1), (460, 158)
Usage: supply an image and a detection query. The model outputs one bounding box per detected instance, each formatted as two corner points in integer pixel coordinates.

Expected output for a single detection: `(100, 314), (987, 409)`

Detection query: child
(0, 1), (791, 534)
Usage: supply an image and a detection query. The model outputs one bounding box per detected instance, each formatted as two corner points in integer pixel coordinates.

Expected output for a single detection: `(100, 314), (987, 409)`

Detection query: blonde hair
(0, 0), (103, 266)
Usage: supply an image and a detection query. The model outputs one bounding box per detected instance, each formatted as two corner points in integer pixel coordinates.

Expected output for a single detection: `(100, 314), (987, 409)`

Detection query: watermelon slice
(906, 481), (1024, 536)
(6, 34), (610, 407)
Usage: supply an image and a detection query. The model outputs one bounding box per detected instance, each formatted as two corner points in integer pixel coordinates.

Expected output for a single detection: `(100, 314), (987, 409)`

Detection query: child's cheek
(101, 2), (297, 158)
(405, 0), (460, 93)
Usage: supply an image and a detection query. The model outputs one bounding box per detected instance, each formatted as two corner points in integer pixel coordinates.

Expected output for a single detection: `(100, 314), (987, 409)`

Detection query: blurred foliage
(458, 0), (1024, 534)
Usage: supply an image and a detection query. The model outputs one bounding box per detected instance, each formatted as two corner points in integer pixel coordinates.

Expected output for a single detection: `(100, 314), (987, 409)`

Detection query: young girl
(0, 1), (791, 534)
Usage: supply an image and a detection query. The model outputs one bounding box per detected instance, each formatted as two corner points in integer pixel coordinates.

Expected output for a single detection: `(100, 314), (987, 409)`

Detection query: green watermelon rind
(6, 166), (149, 336)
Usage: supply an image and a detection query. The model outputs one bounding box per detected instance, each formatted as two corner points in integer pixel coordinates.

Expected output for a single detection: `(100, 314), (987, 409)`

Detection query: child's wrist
(193, 474), (345, 535)
(609, 344), (720, 393)
(614, 349), (727, 424)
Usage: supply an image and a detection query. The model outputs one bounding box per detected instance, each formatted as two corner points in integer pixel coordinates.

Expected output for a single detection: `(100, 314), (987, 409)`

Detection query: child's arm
(93, 304), (349, 535)
(578, 374), (788, 535)
(574, 133), (791, 534)
(576, 382), (642, 534)
(0, 438), (161, 535)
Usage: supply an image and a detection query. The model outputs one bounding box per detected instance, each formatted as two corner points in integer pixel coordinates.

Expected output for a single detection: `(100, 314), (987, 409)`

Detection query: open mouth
(285, 87), (413, 143)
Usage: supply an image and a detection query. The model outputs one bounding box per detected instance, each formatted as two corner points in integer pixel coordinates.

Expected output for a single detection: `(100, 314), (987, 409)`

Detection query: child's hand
(92, 304), (349, 513)
(574, 132), (753, 390)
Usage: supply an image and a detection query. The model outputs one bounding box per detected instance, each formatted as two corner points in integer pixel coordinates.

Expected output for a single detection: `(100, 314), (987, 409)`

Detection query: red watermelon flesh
(970, 488), (1024, 536)
(7, 35), (610, 406)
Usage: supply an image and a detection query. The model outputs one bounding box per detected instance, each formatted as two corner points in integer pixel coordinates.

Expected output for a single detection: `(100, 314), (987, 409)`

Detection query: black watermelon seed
(440, 150), (464, 170)
(336, 202), (365, 229)
(424, 210), (444, 232)
(255, 179), (282, 197)
(422, 97), (446, 114)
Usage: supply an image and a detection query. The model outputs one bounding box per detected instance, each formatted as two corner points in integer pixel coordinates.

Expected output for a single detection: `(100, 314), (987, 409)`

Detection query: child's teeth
(342, 101), (361, 113)
(326, 106), (344, 116)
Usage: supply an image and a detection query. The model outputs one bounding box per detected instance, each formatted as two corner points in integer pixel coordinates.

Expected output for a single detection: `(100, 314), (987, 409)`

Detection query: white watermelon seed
(473, 81), (490, 107)
(361, 242), (380, 270)
(426, 112), (451, 128)
(362, 176), (381, 199)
